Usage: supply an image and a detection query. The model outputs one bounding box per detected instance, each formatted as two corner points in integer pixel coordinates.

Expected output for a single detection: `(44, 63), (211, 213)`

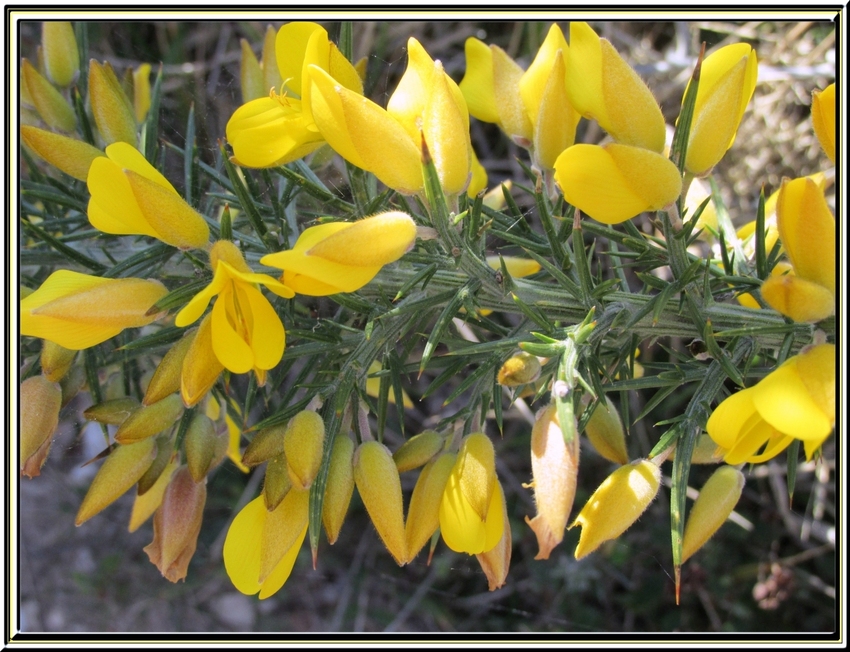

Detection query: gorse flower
(811, 82), (835, 163)
(260, 211), (417, 296)
(553, 143), (682, 224)
(309, 38), (472, 196)
(21, 270), (167, 350)
(684, 43), (758, 176)
(87, 142), (210, 249)
(226, 22), (362, 168)
(706, 343), (835, 463)
(21, 125), (104, 181)
(41, 22), (79, 87)
(760, 177), (835, 323)
(175, 240), (294, 384)
(566, 21), (666, 152)
(439, 433), (505, 555)
(89, 59), (137, 146)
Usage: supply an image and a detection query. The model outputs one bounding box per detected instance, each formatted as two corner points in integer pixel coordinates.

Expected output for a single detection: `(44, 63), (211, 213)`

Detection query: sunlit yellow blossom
(223, 492), (309, 599)
(570, 459), (661, 559)
(226, 22), (362, 168)
(439, 433), (504, 555)
(22, 58), (76, 132)
(175, 240), (294, 381)
(706, 343), (835, 463)
(684, 43), (758, 176)
(260, 211), (417, 296)
(21, 125), (104, 181)
(310, 38), (472, 195)
(89, 59), (137, 146)
(566, 22), (665, 152)
(87, 142), (210, 249)
(760, 177), (835, 322)
(554, 143), (682, 224)
(811, 82), (835, 163)
(21, 270), (167, 350)
(42, 22), (79, 87)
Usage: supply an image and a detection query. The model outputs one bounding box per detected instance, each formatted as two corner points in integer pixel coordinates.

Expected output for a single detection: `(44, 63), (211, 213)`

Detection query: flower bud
(812, 82), (835, 163)
(83, 396), (140, 426)
(42, 22), (79, 86)
(137, 433), (175, 495)
(240, 38), (264, 102)
(242, 423), (287, 467)
(323, 435), (355, 545)
(393, 430), (445, 472)
(475, 480), (511, 591)
(353, 441), (407, 565)
(21, 126), (105, 182)
(497, 352), (542, 387)
(525, 404), (580, 560)
(22, 58), (76, 132)
(283, 410), (325, 490)
(89, 59), (137, 145)
(143, 329), (194, 406)
(181, 315), (224, 408)
(682, 465), (745, 563)
(259, 488), (309, 583)
(583, 397), (629, 465)
(59, 364), (86, 408)
(129, 457), (177, 532)
(132, 63), (152, 123)
(76, 438), (157, 525)
(184, 413), (219, 482)
(439, 433), (504, 555)
(20, 375), (62, 478)
(571, 459), (661, 560)
(486, 255), (541, 279)
(40, 340), (77, 382)
(263, 454), (292, 511)
(405, 452), (456, 560)
(685, 433), (725, 465)
(143, 466), (207, 582)
(114, 394), (183, 444)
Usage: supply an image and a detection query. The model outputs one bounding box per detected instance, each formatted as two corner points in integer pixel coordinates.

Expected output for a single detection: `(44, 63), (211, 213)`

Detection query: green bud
(583, 397), (629, 465)
(323, 435), (355, 545)
(393, 430), (444, 472)
(682, 466), (745, 563)
(114, 394), (183, 444)
(263, 454), (292, 512)
(144, 330), (194, 406)
(41, 340), (77, 382)
(497, 352), (542, 387)
(84, 396), (140, 426)
(283, 410), (325, 490)
(137, 433), (175, 495)
(184, 414), (218, 483)
(242, 423), (287, 467)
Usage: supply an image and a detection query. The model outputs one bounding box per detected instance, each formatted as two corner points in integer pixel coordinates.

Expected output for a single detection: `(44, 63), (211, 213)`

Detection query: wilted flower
(21, 270), (167, 350)
(706, 343), (835, 463)
(260, 211), (417, 296)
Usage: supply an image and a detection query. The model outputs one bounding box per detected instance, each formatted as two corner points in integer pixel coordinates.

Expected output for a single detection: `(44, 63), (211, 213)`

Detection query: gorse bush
(17, 19), (836, 629)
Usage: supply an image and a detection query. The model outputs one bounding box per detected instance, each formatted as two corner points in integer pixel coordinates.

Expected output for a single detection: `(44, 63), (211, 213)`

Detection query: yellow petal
(812, 83), (835, 163)
(491, 45), (532, 143)
(796, 343), (835, 425)
(241, 284), (285, 370)
(259, 488), (309, 583)
(275, 22), (326, 99)
(530, 49), (579, 170)
(486, 255), (541, 278)
(308, 65), (422, 195)
(752, 356), (832, 441)
(468, 146), (488, 197)
(211, 287), (255, 374)
(456, 433), (496, 520)
(776, 177), (835, 294)
(439, 465), (503, 555)
(180, 314), (224, 407)
(387, 37), (437, 142)
(223, 495), (267, 595)
(423, 61), (471, 195)
(554, 143), (682, 224)
(103, 141), (175, 189)
(133, 63), (152, 122)
(519, 23), (569, 124)
(21, 125), (104, 181)
(459, 37), (499, 124)
(129, 458), (178, 532)
(306, 212), (416, 267)
(760, 274), (835, 323)
(405, 452), (456, 560)
(258, 523), (307, 599)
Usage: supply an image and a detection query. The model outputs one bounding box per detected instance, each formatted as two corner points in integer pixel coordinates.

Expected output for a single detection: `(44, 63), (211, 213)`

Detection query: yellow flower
(553, 143), (682, 224)
(223, 491), (309, 599)
(87, 142), (210, 249)
(309, 38), (472, 196)
(706, 343), (835, 463)
(566, 22), (666, 152)
(260, 211), (417, 296)
(21, 270), (167, 350)
(180, 315), (224, 408)
(21, 125), (105, 181)
(226, 22), (362, 168)
(760, 177), (835, 322)
(684, 43), (758, 176)
(439, 433), (504, 555)
(175, 240), (294, 381)
(811, 82), (835, 163)
(460, 25), (580, 171)
(570, 459), (661, 559)
(42, 22), (79, 87)
(89, 59), (137, 146)
(132, 63), (152, 123)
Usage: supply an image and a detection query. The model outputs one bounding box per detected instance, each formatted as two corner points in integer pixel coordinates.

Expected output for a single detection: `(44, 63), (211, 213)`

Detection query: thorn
(311, 545), (318, 571)
(675, 565), (681, 605)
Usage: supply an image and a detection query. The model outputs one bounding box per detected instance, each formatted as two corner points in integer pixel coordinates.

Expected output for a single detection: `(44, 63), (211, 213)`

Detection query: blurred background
(18, 18), (836, 633)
